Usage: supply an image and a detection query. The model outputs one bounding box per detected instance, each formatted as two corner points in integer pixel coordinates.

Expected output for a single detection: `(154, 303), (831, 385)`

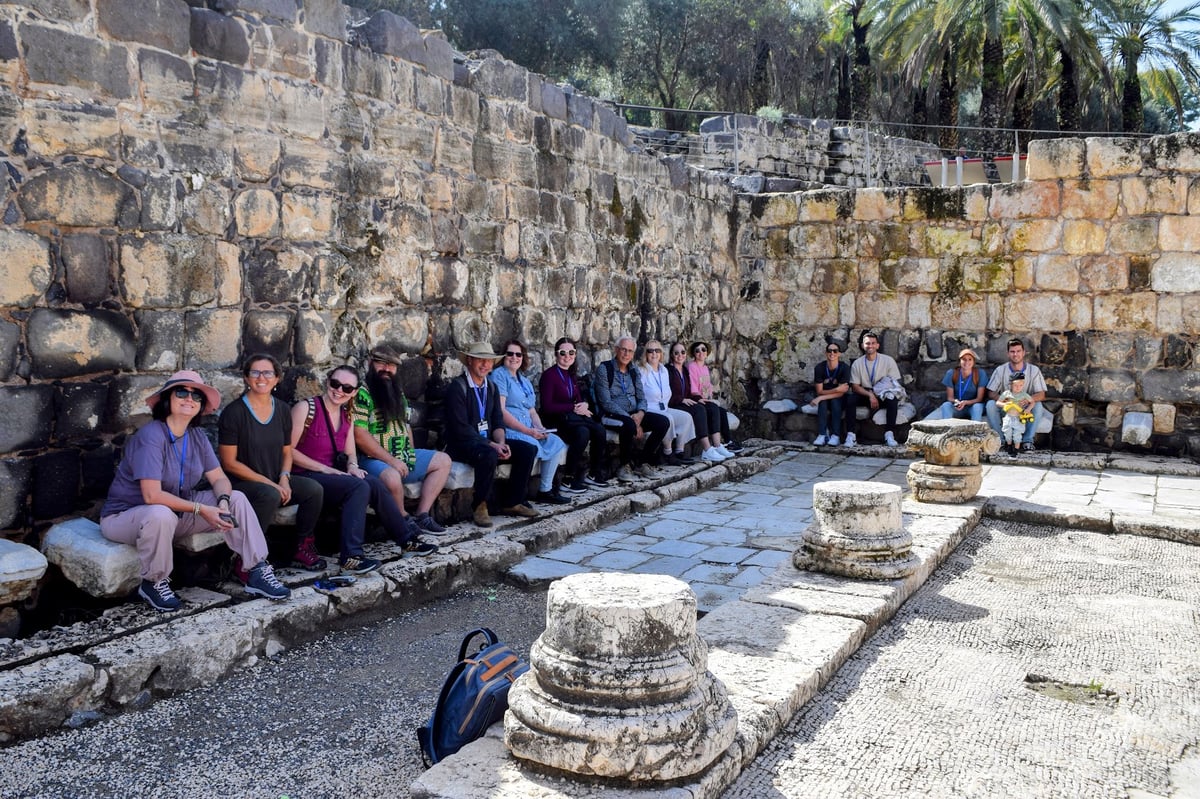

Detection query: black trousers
(555, 413), (607, 479)
(602, 412), (670, 465)
(446, 437), (537, 507)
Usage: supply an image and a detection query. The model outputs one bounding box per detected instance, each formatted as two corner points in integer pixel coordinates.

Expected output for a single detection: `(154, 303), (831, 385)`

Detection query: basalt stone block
(243, 310), (294, 363)
(1039, 334), (1067, 365)
(135, 310), (184, 371)
(0, 21), (17, 61)
(0, 459), (30, 530)
(80, 444), (116, 500)
(12, 0), (90, 19)
(245, 249), (309, 305)
(119, 234), (219, 308)
(469, 56), (528, 101)
(19, 166), (132, 227)
(294, 310), (331, 365)
(1141, 368), (1200, 403)
(422, 32), (455, 81)
(358, 10), (422, 62)
(0, 229), (51, 308)
(213, 0), (297, 22)
(109, 375), (164, 429)
(0, 386), (54, 452)
(98, 0), (191, 55)
(61, 234), (111, 306)
(32, 449), (80, 520)
(1042, 365), (1087, 400)
(0, 320), (18, 381)
(28, 309), (135, 379)
(190, 7), (250, 64)
(924, 330), (943, 359)
(20, 25), (131, 98)
(185, 308), (242, 370)
(56, 383), (110, 440)
(1087, 368), (1138, 403)
(1165, 335), (1193, 369)
(303, 0), (348, 40)
(140, 176), (178, 231)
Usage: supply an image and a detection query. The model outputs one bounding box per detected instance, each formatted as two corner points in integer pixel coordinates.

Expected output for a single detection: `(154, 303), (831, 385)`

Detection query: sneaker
(1007, 443), (1019, 457)
(673, 451), (697, 465)
(715, 445), (735, 458)
(662, 452), (683, 466)
(291, 535), (328, 571)
(499, 503), (540, 518)
(583, 474), (610, 488)
(701, 447), (726, 462)
(536, 490), (571, 505)
(560, 480), (587, 495)
(138, 578), (182, 612)
(813, 434), (828, 447)
(473, 502), (493, 527)
(616, 465), (637, 483)
(884, 431), (899, 447)
(635, 462), (656, 478)
(244, 561), (291, 601)
(339, 555), (381, 574)
(843, 433), (857, 448)
(828, 435), (841, 446)
(413, 512), (446, 534)
(1021, 441), (1037, 452)
(725, 440), (744, 453)
(403, 540), (439, 558)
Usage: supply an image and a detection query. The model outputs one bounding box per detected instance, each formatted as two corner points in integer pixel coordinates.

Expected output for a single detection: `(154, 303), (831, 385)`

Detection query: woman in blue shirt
(491, 339), (570, 504)
(925, 349), (987, 421)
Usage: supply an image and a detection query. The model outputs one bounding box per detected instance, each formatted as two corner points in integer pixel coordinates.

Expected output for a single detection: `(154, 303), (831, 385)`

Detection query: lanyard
(555, 366), (574, 399)
(956, 372), (973, 400)
(866, 357), (878, 386)
(470, 378), (487, 419)
(167, 426), (189, 496)
(652, 366), (665, 400)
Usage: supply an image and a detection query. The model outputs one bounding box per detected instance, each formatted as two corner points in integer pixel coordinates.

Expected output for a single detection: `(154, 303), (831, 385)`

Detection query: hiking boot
(139, 578), (182, 612)
(413, 512), (446, 534)
(244, 561), (291, 601)
(635, 462), (656, 478)
(583, 474), (610, 489)
(291, 535), (328, 571)
(339, 555), (381, 574)
(615, 465), (637, 483)
(813, 434), (828, 447)
(536, 489), (571, 505)
(403, 540), (439, 558)
(473, 502), (493, 527)
(499, 503), (540, 518)
(843, 432), (857, 448)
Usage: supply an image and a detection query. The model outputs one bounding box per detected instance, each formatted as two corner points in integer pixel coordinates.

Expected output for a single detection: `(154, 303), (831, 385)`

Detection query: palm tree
(1091, 0), (1200, 132)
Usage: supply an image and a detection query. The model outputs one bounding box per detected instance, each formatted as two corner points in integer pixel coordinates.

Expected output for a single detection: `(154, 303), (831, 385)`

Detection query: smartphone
(219, 513), (238, 528)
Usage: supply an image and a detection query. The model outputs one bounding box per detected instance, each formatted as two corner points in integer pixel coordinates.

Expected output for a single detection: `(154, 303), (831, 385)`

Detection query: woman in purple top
(100, 370), (290, 612)
(537, 336), (609, 493)
(290, 365), (435, 574)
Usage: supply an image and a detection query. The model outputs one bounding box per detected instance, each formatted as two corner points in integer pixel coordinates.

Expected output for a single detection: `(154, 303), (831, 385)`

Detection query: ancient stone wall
(739, 135), (1200, 455)
(0, 0), (737, 539)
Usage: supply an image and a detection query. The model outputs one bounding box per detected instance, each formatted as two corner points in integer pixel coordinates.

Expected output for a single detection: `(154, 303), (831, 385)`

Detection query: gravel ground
(0, 583), (549, 799)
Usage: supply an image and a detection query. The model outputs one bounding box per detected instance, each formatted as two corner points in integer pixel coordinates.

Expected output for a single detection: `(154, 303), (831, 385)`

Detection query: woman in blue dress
(490, 339), (570, 505)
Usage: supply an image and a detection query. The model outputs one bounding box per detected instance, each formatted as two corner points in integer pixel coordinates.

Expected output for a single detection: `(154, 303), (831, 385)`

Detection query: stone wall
(0, 0), (738, 539)
(738, 135), (1200, 455)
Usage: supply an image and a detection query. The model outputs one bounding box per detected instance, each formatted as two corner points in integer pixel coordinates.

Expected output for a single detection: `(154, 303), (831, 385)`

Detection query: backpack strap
(303, 396), (316, 433)
(603, 359), (615, 390)
(457, 627), (499, 661)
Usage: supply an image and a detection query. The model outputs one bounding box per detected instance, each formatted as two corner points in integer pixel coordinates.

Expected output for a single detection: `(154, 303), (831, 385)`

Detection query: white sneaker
(884, 431), (899, 447)
(813, 435), (828, 447)
(828, 435), (840, 446)
(716, 445), (735, 458)
(701, 447), (726, 462)
(843, 433), (857, 448)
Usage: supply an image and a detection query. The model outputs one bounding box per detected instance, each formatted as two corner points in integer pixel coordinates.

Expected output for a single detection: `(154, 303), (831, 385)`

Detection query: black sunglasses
(173, 387), (205, 401)
(328, 377), (358, 392)
(646, 348), (662, 353)
(826, 348), (840, 354)
(505, 350), (523, 358)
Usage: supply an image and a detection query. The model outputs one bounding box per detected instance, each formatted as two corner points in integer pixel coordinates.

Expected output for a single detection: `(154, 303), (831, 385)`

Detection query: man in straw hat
(353, 343), (452, 534)
(444, 343), (539, 527)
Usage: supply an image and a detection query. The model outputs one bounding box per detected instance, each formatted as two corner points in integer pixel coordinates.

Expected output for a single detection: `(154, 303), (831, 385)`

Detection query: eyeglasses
(173, 387), (205, 401)
(248, 369), (276, 379)
(646, 348), (662, 353)
(328, 377), (357, 393)
(504, 351), (523, 358)
(617, 347), (634, 354)
(557, 350), (576, 357)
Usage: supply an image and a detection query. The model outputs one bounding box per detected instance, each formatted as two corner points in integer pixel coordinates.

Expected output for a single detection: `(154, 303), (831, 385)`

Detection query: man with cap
(444, 342), (539, 527)
(354, 343), (452, 533)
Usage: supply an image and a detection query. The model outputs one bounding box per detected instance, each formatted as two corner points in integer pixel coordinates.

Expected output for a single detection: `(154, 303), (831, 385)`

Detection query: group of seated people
(809, 333), (1046, 453)
(101, 335), (742, 612)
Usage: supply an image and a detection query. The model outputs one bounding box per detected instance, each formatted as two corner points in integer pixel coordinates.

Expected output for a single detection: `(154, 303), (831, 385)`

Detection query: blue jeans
(985, 400), (1045, 444)
(815, 396), (852, 437)
(924, 401), (984, 422)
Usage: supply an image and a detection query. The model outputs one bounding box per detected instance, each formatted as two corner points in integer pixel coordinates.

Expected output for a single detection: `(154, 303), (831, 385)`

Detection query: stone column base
(906, 461), (984, 503)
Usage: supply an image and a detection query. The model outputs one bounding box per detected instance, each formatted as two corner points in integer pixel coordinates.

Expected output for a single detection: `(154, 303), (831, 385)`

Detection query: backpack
(581, 361), (616, 414)
(416, 627), (529, 767)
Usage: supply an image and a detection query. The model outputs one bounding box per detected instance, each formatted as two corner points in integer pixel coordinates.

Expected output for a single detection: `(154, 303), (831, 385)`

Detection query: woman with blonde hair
(636, 339), (696, 465)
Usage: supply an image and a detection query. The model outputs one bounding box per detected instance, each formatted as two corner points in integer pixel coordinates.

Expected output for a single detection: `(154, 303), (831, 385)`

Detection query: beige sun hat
(457, 342), (503, 362)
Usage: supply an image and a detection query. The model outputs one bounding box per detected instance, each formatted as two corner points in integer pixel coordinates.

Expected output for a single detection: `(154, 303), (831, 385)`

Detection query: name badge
(477, 421), (489, 437)
(658, 402), (665, 410)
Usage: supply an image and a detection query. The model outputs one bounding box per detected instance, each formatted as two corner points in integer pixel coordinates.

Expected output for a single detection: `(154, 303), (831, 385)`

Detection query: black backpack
(416, 627), (529, 766)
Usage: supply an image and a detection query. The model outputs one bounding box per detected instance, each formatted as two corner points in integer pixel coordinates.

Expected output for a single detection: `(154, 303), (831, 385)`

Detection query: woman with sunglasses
(538, 337), (609, 492)
(100, 370), (290, 612)
(666, 342), (727, 462)
(491, 339), (570, 504)
(291, 365), (436, 575)
(218, 353), (326, 574)
(637, 339), (696, 466)
(685, 342), (738, 458)
(811, 343), (853, 446)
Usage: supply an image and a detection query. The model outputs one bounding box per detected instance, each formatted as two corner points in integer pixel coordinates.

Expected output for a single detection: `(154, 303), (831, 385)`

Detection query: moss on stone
(625, 196), (646, 245)
(609, 183), (624, 218)
(913, 188), (965, 220)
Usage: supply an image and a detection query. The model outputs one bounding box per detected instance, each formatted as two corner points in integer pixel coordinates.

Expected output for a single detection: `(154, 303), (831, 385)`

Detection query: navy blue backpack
(417, 627), (529, 766)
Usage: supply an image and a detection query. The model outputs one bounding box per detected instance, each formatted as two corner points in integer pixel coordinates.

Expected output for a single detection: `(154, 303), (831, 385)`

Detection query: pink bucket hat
(145, 370), (221, 412)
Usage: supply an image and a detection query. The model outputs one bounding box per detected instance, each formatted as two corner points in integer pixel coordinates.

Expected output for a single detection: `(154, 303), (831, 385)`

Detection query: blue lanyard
(556, 366), (574, 398)
(866, 357), (878, 385)
(167, 426), (189, 496)
(956, 373), (973, 400)
(471, 379), (487, 419)
(652, 366), (665, 399)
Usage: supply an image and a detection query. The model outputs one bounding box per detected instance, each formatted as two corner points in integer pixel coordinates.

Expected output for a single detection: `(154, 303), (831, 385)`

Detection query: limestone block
(1062, 220), (1107, 255)
(1027, 138), (1085, 179)
(852, 189), (898, 221)
(42, 518), (139, 598)
(1106, 219), (1156, 254)
(19, 165), (132, 227)
(1121, 411), (1154, 446)
(1122, 176), (1187, 215)
(27, 309), (136, 379)
(1003, 293), (1069, 331)
(0, 654), (103, 744)
(20, 24), (131, 98)
(1153, 403), (1176, 433)
(1031, 254), (1078, 292)
(1150, 133), (1200, 172)
(1093, 293), (1156, 332)
(98, 0), (190, 54)
(1060, 179), (1119, 219)
(295, 310), (332, 365)
(1009, 218), (1061, 252)
(1069, 294), (1093, 330)
(505, 573), (738, 781)
(929, 295), (986, 330)
(855, 292), (906, 328)
(989, 181), (1060, 219)
(0, 386), (54, 453)
(1087, 137), (1144, 177)
(233, 188), (280, 238)
(0, 229), (51, 307)
(796, 192), (842, 221)
(1158, 215), (1200, 252)
(0, 539), (46, 605)
(1105, 402), (1126, 428)
(23, 103), (123, 159)
(1060, 401), (1076, 427)
(1077, 256), (1128, 293)
(1150, 253), (1200, 292)
(923, 227), (979, 257)
(185, 308), (243, 370)
(364, 309), (429, 354)
(120, 234), (220, 308)
(189, 8), (250, 64)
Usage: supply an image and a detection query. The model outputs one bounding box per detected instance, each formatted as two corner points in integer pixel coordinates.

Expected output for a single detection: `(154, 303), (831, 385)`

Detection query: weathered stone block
(181, 181), (233, 235)
(1122, 176), (1186, 215)
(1158, 215), (1200, 252)
(31, 449), (80, 521)
(422, 31), (455, 81)
(241, 309), (293, 363)
(28, 309), (136, 379)
(363, 310), (429, 354)
(1087, 137), (1144, 177)
(0, 459), (30, 530)
(185, 308), (243, 369)
(233, 188), (280, 237)
(1087, 368), (1138, 402)
(80, 444), (116, 500)
(135, 311), (184, 371)
(469, 56), (528, 101)
(41, 518), (139, 598)
(214, 0), (297, 22)
(0, 386), (54, 452)
(1108, 219), (1156, 254)
(281, 193), (334, 239)
(302, 0), (348, 40)
(1150, 133), (1200, 172)
(1153, 402), (1176, 433)
(1093, 293), (1156, 332)
(989, 181), (1059, 219)
(1150, 253), (1200, 292)
(61, 234), (111, 306)
(244, 249), (309, 305)
(1121, 411), (1154, 446)
(1033, 254), (1079, 291)
(19, 165), (133, 227)
(1008, 218), (1060, 251)
(294, 310), (332, 365)
(1164, 335), (1193, 369)
(1060, 179), (1119, 219)
(0, 20), (15, 61)
(1027, 138), (1085, 179)
(0, 320), (19, 381)
(358, 10), (423, 62)
(1003, 294), (1068, 331)
(119, 234), (220, 308)
(1141, 368), (1200, 403)
(56, 383), (109, 440)
(190, 8), (250, 63)
(1062, 220), (1106, 254)
(20, 24), (131, 98)
(0, 538), (46, 604)
(0, 229), (51, 307)
(98, 0), (190, 54)
(109, 375), (163, 429)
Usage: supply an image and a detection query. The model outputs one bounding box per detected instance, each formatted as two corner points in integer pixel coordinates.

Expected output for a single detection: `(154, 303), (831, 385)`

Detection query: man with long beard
(353, 344), (452, 533)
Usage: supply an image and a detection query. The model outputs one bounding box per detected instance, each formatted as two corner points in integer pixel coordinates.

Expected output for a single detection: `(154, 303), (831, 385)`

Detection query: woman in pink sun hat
(99, 370), (291, 611)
